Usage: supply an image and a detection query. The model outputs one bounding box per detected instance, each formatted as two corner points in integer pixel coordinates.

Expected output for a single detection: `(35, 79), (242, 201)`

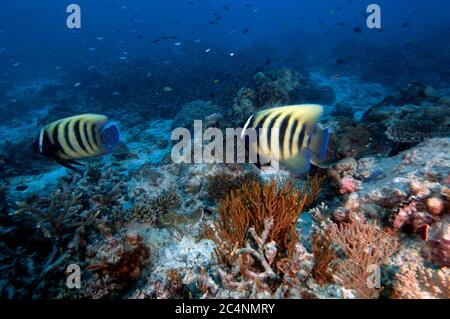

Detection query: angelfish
(241, 104), (330, 173)
(33, 114), (120, 171)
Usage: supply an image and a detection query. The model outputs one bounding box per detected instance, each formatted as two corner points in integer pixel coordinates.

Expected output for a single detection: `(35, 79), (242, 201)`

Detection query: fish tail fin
(310, 127), (330, 165)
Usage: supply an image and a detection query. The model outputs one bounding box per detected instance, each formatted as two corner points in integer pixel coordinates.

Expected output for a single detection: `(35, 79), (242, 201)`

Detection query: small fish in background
(205, 48), (211, 53)
(74, 82), (81, 87)
(174, 42), (182, 46)
(96, 36), (104, 40)
(119, 56), (128, 60)
(337, 22), (346, 26)
(194, 39), (201, 43)
(335, 58), (345, 65)
(33, 114), (120, 172)
(353, 26), (363, 34)
(401, 22), (411, 28)
(241, 104), (330, 174)
(163, 86), (173, 92)
(152, 35), (178, 43)
(112, 91), (121, 95)
(222, 5), (230, 11)
(12, 62), (22, 67)
(318, 19), (325, 24)
(243, 27), (249, 34)
(87, 47), (97, 51)
(229, 52), (235, 56)
(209, 14), (222, 25)
(0, 48), (5, 53)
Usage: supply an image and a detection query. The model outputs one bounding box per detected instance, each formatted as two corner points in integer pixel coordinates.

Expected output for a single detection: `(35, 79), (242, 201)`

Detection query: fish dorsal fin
(241, 115), (254, 139)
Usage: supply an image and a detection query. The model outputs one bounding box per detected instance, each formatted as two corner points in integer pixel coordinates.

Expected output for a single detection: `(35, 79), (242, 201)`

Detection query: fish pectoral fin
(310, 127), (330, 165)
(282, 148), (311, 174)
(52, 156), (83, 172)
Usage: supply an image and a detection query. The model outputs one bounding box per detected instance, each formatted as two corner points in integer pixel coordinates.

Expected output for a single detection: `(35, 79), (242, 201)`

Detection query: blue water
(1, 0), (449, 83)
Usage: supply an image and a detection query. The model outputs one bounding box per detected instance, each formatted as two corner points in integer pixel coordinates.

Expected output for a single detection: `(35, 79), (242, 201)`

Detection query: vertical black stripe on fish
(83, 121), (95, 152)
(266, 113), (282, 153)
(64, 120), (77, 153)
(298, 124), (306, 151)
(278, 114), (291, 158)
(289, 118), (300, 157)
(254, 113), (270, 153)
(74, 120), (89, 154)
(91, 123), (99, 147)
(51, 122), (67, 155)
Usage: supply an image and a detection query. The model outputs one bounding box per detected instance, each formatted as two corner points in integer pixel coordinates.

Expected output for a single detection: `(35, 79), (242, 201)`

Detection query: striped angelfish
(241, 104), (330, 173)
(33, 114), (120, 171)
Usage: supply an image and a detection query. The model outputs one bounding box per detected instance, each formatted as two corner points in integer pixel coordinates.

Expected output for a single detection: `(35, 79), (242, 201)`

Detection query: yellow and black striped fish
(33, 114), (120, 171)
(241, 104), (330, 173)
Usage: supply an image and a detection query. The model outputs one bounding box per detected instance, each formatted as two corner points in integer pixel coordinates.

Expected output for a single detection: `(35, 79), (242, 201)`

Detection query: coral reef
(205, 170), (261, 203)
(386, 118), (440, 144)
(200, 217), (314, 298)
(207, 177), (323, 266)
(229, 87), (258, 126)
(392, 261), (449, 299)
(132, 189), (181, 225)
(331, 217), (398, 299)
(173, 100), (222, 130)
(2, 55), (450, 301)
(81, 231), (150, 299)
(311, 229), (337, 286)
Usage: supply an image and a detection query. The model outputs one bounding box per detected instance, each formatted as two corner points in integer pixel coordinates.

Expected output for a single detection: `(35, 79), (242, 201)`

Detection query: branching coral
(217, 218), (278, 296)
(311, 230), (337, 286)
(207, 176), (323, 266)
(331, 217), (398, 299)
(209, 217), (313, 298)
(392, 262), (449, 299)
(15, 188), (98, 241)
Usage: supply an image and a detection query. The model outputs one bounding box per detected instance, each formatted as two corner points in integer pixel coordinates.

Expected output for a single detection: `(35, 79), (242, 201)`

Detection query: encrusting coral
(386, 118), (437, 144)
(132, 189), (181, 224)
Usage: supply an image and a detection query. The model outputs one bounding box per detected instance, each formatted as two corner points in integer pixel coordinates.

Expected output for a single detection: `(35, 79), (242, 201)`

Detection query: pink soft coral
(339, 176), (359, 194)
